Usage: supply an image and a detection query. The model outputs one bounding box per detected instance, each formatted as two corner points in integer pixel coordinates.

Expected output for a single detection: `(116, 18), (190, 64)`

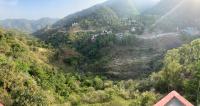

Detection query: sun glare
(194, 0), (200, 3)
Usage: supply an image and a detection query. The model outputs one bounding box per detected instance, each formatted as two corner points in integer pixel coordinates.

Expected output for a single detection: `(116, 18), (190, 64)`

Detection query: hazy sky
(0, 0), (107, 20)
(0, 0), (160, 20)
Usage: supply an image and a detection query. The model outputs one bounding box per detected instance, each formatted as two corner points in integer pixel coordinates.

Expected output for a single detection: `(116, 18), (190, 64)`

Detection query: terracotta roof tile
(154, 90), (193, 106)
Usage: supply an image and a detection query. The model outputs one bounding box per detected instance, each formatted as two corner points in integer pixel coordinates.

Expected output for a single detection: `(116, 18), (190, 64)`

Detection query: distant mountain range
(0, 18), (59, 33)
(0, 0), (160, 35)
(3, 0), (200, 34)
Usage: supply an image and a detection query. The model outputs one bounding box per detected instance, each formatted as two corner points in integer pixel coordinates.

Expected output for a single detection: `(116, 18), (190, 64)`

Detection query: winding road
(137, 32), (180, 39)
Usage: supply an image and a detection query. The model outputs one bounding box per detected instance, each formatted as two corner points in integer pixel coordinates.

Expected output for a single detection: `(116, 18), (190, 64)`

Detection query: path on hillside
(136, 32), (180, 39)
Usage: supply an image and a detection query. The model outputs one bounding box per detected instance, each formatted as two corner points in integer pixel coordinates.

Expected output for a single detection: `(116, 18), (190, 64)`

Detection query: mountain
(0, 18), (59, 33)
(103, 0), (139, 17)
(34, 0), (142, 41)
(52, 0), (140, 29)
(148, 0), (200, 32)
(145, 0), (182, 15)
(34, 0), (200, 79)
(52, 0), (159, 29)
(134, 0), (160, 12)
(52, 5), (120, 30)
(33, 0), (159, 79)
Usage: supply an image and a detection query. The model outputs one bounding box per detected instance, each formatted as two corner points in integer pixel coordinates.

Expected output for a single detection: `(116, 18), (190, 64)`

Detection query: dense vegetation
(151, 39), (200, 104)
(0, 29), (162, 106)
(2, 27), (200, 105)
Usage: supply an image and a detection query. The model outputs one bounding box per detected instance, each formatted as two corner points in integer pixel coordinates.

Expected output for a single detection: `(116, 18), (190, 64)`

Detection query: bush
(68, 93), (81, 106)
(82, 91), (111, 104)
(129, 92), (159, 106)
(12, 89), (49, 106)
(63, 56), (79, 65)
(94, 77), (104, 90)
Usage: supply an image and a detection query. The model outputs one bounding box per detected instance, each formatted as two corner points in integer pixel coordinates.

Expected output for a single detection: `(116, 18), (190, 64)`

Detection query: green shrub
(82, 91), (111, 104)
(94, 77), (104, 90)
(129, 92), (158, 106)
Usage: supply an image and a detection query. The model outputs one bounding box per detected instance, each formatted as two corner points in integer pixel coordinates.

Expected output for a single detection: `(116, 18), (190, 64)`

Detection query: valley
(1, 0), (200, 105)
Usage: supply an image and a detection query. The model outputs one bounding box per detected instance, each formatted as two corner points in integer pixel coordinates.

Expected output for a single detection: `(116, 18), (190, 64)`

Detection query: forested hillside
(151, 39), (200, 104)
(34, 0), (200, 80)
(34, 0), (144, 40)
(1, 28), (200, 105)
(0, 28), (162, 106)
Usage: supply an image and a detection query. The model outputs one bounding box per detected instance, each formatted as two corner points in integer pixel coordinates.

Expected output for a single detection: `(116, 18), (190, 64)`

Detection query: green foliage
(94, 76), (104, 90)
(73, 33), (115, 59)
(0, 29), (161, 106)
(82, 90), (111, 104)
(129, 91), (158, 106)
(63, 56), (79, 65)
(151, 39), (200, 104)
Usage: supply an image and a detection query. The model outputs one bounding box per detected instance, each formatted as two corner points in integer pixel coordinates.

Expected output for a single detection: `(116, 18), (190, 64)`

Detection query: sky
(0, 0), (161, 20)
(0, 0), (107, 20)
